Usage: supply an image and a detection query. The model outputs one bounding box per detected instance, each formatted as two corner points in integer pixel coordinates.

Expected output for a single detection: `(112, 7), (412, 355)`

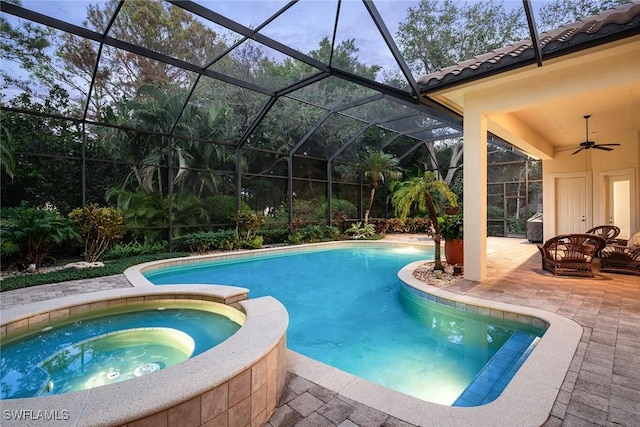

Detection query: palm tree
(0, 121), (14, 181)
(391, 171), (457, 271)
(361, 151), (402, 224)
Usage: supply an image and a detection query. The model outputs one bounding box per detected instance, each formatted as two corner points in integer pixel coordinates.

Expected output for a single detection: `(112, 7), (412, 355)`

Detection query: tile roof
(417, 1), (640, 92)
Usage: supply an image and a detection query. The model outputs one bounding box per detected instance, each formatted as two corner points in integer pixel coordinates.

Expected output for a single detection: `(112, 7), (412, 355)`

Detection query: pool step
(453, 331), (540, 407)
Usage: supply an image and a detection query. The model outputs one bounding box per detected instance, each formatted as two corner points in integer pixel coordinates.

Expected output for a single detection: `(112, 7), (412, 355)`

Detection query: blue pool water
(1, 304), (240, 398)
(146, 246), (544, 405)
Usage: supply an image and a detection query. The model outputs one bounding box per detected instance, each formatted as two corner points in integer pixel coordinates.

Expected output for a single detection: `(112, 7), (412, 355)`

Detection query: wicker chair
(586, 225), (620, 256)
(538, 234), (606, 277)
(599, 232), (640, 276)
(586, 225), (621, 243)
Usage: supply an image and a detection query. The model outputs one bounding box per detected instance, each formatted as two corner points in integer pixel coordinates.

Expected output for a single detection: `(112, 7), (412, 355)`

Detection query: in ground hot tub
(0, 285), (288, 427)
(2, 301), (241, 398)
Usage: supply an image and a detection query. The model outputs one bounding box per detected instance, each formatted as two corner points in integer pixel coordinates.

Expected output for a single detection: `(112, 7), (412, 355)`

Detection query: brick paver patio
(2, 236), (638, 426)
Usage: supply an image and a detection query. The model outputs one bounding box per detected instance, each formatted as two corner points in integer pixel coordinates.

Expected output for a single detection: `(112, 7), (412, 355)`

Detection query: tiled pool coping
(127, 241), (584, 426)
(0, 286), (289, 427)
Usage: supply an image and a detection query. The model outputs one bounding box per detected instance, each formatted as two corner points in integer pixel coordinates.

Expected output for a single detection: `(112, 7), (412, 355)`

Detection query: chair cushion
(628, 232), (640, 248)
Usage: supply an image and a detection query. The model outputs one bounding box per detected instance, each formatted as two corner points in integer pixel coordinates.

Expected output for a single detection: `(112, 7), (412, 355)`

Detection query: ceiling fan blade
(556, 146), (578, 153)
(594, 143), (620, 147)
(571, 147), (584, 155)
(593, 146), (614, 151)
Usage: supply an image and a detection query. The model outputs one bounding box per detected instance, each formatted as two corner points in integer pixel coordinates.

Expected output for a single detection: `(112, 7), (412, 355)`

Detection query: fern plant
(345, 222), (376, 239)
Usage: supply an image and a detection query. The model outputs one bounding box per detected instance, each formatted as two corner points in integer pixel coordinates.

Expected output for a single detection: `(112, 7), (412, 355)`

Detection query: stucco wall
(542, 128), (639, 240)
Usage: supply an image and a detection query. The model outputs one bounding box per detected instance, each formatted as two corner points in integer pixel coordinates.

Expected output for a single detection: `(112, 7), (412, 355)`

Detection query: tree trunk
(424, 193), (443, 270)
(365, 184), (377, 225)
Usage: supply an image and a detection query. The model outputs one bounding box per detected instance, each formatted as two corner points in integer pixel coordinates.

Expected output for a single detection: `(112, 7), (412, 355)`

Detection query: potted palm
(390, 171), (457, 272)
(439, 213), (463, 266)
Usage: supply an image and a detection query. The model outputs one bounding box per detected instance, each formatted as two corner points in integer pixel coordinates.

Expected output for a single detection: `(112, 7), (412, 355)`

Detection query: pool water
(146, 247), (544, 405)
(1, 304), (240, 399)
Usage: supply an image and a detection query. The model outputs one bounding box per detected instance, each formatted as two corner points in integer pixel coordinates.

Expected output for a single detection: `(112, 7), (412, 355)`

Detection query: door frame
(599, 167), (636, 237)
(547, 171), (592, 238)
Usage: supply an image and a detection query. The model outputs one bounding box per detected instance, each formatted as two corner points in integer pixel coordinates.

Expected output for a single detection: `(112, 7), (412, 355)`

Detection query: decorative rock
(63, 261), (105, 269)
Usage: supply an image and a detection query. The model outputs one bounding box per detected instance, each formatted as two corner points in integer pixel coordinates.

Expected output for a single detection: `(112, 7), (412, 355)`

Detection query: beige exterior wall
(542, 129), (639, 240)
(432, 37), (639, 281)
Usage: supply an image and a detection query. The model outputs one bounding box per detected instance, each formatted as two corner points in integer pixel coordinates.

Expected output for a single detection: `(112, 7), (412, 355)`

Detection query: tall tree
(395, 0), (524, 186)
(56, 0), (227, 116)
(361, 151), (402, 224)
(397, 0), (525, 76)
(538, 0), (630, 32)
(0, 8), (56, 95)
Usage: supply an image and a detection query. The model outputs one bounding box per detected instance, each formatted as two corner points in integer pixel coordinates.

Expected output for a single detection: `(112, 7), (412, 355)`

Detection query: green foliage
(487, 205), (504, 219)
(438, 214), (463, 241)
(241, 235), (264, 249)
(107, 189), (210, 241)
(391, 171), (457, 270)
(234, 211), (266, 240)
(0, 9), (56, 90)
(0, 120), (14, 180)
(371, 217), (432, 234)
(102, 240), (168, 260)
(345, 222), (377, 239)
(288, 225), (340, 245)
(538, 0), (630, 32)
(268, 198), (325, 225)
(0, 205), (79, 270)
(0, 252), (189, 292)
(319, 198), (358, 223)
(60, 0), (225, 105)
(203, 195), (250, 225)
(361, 151), (403, 224)
(69, 204), (125, 262)
(397, 0), (525, 75)
(0, 90), (111, 214)
(172, 230), (240, 254)
(259, 227), (290, 245)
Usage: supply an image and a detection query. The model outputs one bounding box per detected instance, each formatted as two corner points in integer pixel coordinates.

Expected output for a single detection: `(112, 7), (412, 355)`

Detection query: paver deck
(2, 236), (638, 426)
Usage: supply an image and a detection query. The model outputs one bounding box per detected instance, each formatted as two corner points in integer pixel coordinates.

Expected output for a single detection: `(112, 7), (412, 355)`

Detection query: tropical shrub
(106, 189), (208, 241)
(405, 217), (432, 233)
(260, 227), (290, 245)
(102, 239), (168, 260)
(317, 198), (358, 223)
(345, 222), (377, 239)
(288, 225), (340, 244)
(438, 214), (463, 241)
(202, 195), (251, 226)
(0, 205), (79, 269)
(241, 235), (264, 249)
(69, 204), (125, 262)
(234, 211), (266, 240)
(173, 230), (240, 254)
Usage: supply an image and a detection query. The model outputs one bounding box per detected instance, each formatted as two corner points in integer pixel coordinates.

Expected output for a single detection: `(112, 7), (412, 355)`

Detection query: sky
(3, 0), (546, 95)
(15, 0), (423, 73)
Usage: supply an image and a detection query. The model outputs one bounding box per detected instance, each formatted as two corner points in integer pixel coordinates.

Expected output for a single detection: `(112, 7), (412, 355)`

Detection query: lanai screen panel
(288, 78), (379, 111)
(339, 126), (392, 164)
(106, 1), (233, 67)
(1, 21), (98, 119)
(174, 76), (271, 145)
(332, 0), (407, 86)
(298, 113), (364, 159)
(244, 96), (325, 151)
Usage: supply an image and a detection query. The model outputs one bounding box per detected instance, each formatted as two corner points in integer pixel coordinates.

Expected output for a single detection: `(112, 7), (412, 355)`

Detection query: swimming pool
(1, 302), (241, 399)
(145, 246), (545, 405)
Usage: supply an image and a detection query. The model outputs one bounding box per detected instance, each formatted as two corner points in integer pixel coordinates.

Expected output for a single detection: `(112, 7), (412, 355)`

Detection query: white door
(607, 175), (632, 239)
(556, 177), (586, 234)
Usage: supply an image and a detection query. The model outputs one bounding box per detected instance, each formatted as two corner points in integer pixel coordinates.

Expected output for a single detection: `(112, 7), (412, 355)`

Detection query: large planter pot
(444, 239), (464, 265)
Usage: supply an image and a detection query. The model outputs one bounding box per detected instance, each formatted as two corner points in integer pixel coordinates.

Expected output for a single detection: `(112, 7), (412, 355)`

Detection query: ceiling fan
(570, 115), (620, 155)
